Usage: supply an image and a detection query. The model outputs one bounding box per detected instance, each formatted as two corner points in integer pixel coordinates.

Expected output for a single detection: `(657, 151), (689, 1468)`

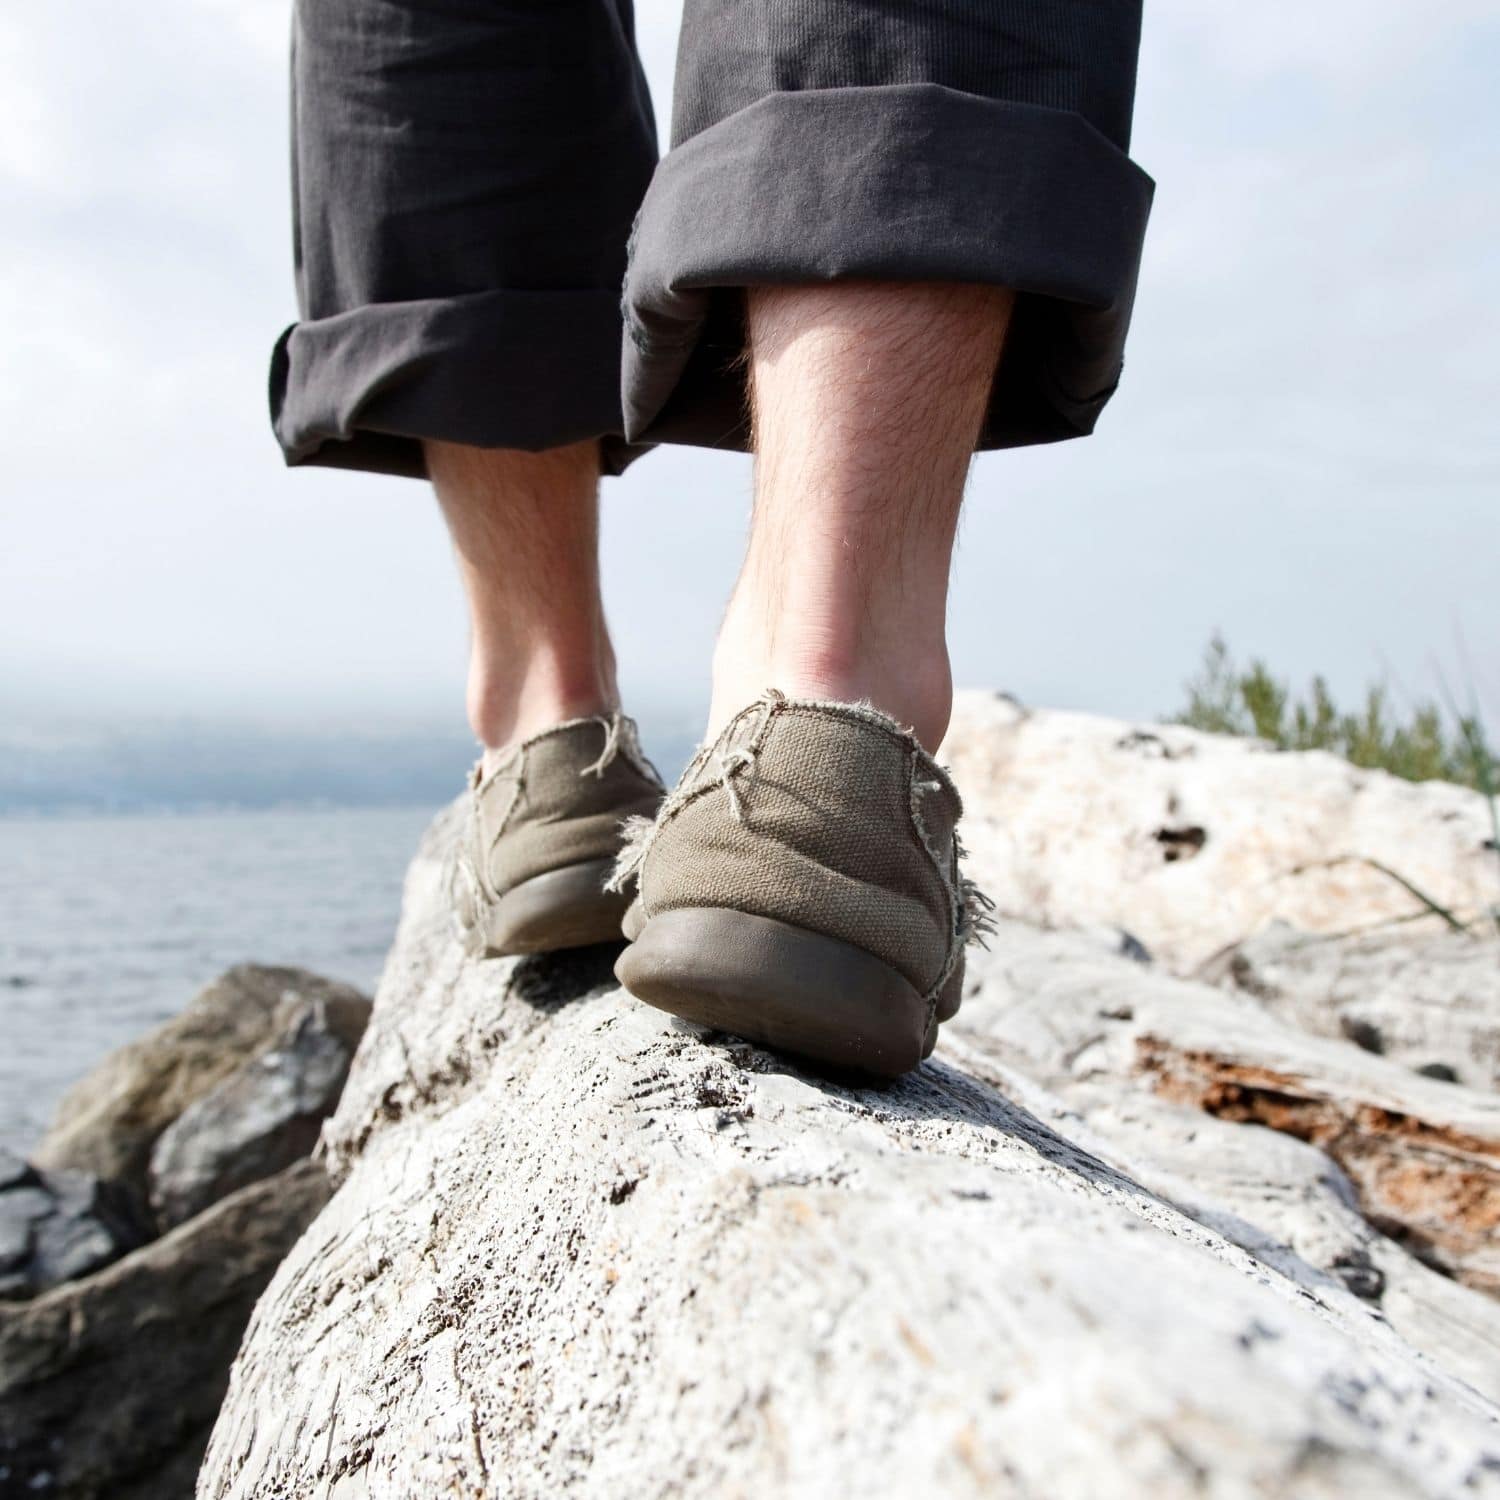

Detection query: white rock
(944, 920), (1500, 1399)
(199, 811), (1500, 1499)
(942, 692), (1499, 973)
(1201, 922), (1500, 1090)
(953, 916), (1500, 1290)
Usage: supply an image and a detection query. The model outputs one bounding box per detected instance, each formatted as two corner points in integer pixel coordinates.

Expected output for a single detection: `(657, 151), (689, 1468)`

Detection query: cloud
(1, 0), (1495, 735)
(1147, 0), (1498, 89)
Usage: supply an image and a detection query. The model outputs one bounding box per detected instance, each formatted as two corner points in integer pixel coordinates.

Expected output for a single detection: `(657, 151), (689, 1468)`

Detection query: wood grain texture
(199, 794), (1500, 1499)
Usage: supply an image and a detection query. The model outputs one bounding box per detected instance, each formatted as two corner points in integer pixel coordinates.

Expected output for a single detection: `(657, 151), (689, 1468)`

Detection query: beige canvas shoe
(609, 689), (994, 1078)
(450, 712), (664, 957)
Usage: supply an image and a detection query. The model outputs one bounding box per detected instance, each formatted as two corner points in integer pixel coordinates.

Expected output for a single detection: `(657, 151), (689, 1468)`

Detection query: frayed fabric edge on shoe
(605, 813), (656, 894)
(959, 875), (998, 949)
(753, 689), (966, 813)
(604, 692), (779, 899)
(606, 689), (990, 972)
(474, 711), (664, 793)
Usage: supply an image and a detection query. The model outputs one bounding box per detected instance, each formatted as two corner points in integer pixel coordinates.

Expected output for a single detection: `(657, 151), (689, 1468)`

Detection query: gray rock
(0, 1159), (331, 1500)
(32, 964), (371, 1211)
(0, 1160), (145, 1301)
(0, 1149), (32, 1193)
(148, 998), (360, 1228)
(0, 1192), (49, 1293)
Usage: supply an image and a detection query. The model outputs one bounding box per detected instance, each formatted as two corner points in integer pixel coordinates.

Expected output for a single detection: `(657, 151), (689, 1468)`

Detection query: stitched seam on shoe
(474, 712), (661, 784)
(661, 689), (941, 834)
(476, 716), (661, 894)
(605, 696), (779, 899)
(473, 747), (526, 891)
(770, 696), (965, 813)
(473, 745), (521, 805)
(609, 689), (967, 921)
(493, 746), (524, 842)
(646, 698), (776, 829)
(907, 748), (962, 1020)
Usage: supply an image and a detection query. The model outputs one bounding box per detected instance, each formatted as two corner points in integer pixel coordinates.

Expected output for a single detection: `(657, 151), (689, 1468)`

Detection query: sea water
(0, 806), (436, 1155)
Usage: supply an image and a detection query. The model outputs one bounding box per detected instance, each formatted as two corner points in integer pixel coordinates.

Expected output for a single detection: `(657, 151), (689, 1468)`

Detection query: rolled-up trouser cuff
(272, 288), (648, 479)
(622, 84), (1154, 452)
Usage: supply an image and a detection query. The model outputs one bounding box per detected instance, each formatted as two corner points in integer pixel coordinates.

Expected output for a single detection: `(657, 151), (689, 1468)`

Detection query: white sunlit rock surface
(944, 691), (1498, 973)
(199, 710), (1500, 1499)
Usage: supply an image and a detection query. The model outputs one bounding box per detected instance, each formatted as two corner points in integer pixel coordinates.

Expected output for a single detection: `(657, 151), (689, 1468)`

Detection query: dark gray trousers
(273, 0), (1152, 479)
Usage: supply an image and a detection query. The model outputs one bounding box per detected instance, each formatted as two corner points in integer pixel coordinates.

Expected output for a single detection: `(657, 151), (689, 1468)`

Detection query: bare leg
(425, 439), (618, 767)
(711, 281), (1014, 752)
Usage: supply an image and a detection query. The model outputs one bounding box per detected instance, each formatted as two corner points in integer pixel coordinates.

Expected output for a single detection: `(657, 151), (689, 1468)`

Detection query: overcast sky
(2, 0), (1496, 748)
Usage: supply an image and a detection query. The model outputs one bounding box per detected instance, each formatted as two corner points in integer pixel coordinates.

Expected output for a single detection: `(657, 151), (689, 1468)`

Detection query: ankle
(711, 622), (953, 752)
(777, 657), (953, 753)
(470, 653), (618, 761)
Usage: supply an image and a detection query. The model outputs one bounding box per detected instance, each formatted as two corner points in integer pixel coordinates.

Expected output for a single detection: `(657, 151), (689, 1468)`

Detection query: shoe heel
(616, 906), (929, 1078)
(485, 858), (628, 955)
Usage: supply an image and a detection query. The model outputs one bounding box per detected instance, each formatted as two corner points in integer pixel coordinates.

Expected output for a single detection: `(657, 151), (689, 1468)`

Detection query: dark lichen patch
(1340, 1018), (1386, 1056)
(1154, 826), (1208, 863)
(1329, 1249), (1386, 1303)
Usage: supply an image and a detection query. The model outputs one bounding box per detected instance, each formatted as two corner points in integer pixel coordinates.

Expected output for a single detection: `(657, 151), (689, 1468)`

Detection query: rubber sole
(615, 906), (931, 1079)
(480, 858), (628, 956)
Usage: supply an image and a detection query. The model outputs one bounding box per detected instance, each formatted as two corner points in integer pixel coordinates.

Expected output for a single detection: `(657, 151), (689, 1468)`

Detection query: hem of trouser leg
(620, 84), (1154, 452)
(270, 288), (652, 480)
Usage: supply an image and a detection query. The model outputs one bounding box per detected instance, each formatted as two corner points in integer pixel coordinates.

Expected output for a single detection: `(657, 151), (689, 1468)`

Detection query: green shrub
(1170, 635), (1492, 790)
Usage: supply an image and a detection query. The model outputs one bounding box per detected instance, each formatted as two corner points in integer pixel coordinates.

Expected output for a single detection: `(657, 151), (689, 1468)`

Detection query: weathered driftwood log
(1200, 922), (1500, 1090)
(945, 692), (1499, 972)
(951, 919), (1500, 1294)
(945, 920), (1500, 1399)
(199, 808), (1500, 1499)
(945, 685), (1500, 1108)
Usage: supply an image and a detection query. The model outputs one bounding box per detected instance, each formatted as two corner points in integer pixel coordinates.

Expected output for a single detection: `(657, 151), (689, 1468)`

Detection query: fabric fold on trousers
(622, 84), (1154, 452)
(272, 289), (642, 479)
(274, 0), (658, 479)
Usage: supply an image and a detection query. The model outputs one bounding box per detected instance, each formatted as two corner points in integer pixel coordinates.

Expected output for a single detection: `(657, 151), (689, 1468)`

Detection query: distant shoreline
(0, 799), (447, 821)
(0, 726), (699, 819)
